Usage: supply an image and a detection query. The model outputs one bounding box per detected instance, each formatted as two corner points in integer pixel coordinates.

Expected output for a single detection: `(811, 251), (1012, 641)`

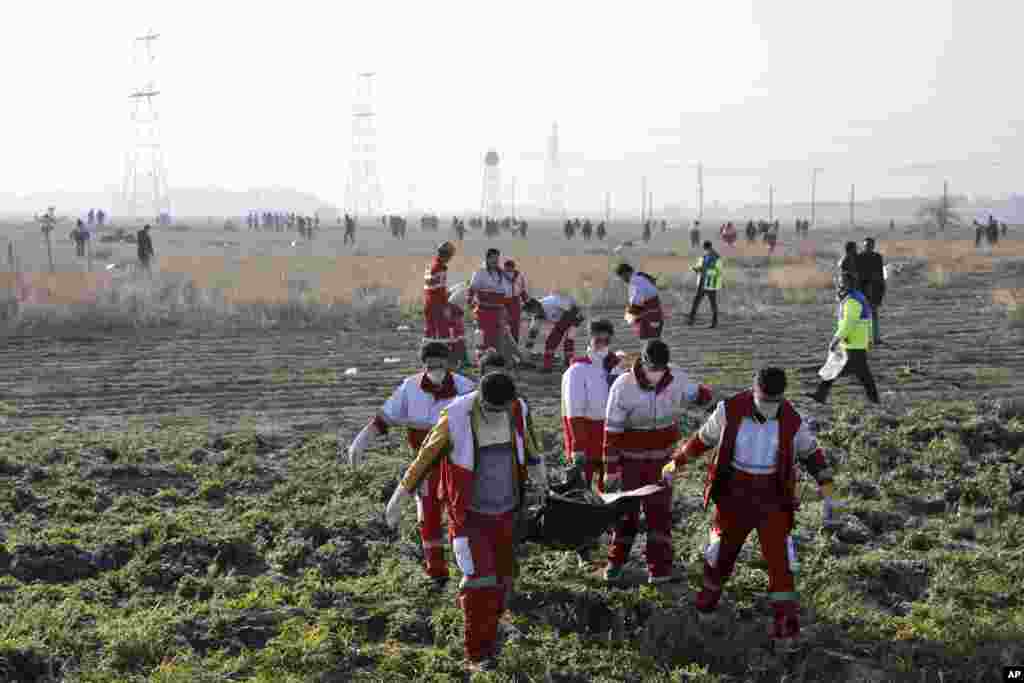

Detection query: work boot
(695, 586), (722, 614)
(805, 390), (828, 405)
(466, 657), (496, 673)
(709, 317), (718, 329)
(687, 316), (696, 326)
(770, 601), (801, 651)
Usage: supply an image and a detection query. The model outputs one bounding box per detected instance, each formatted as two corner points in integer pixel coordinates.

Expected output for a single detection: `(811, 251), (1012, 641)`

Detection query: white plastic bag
(818, 346), (847, 381)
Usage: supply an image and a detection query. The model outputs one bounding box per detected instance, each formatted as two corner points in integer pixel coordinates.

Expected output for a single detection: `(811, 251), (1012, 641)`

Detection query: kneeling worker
(522, 294), (585, 373)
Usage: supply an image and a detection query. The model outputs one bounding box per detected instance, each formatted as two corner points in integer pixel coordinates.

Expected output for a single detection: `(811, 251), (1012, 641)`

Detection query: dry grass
(766, 263), (833, 291)
(882, 239), (1024, 275)
(992, 288), (1024, 327)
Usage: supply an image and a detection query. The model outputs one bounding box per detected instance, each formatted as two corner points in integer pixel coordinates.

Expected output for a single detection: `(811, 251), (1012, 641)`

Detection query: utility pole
(648, 191), (654, 223)
(849, 184), (855, 229)
(36, 206), (58, 273)
(810, 168), (823, 229)
(123, 29), (170, 222)
(604, 192), (611, 224)
(348, 72), (382, 219)
(641, 176), (647, 224)
(940, 180), (949, 232)
(697, 162), (704, 222)
(769, 184), (774, 222)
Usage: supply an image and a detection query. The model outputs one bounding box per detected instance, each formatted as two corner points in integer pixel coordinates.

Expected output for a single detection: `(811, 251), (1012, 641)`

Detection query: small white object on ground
(344, 368), (359, 376)
(384, 357), (400, 363)
(397, 325), (410, 331)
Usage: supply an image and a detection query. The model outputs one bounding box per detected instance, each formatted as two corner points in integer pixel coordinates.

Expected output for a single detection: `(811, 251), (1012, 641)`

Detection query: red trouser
(632, 306), (664, 339)
(506, 300), (522, 343)
(423, 297), (450, 343)
(416, 466), (449, 578)
(475, 307), (507, 359)
(542, 312), (577, 370)
(701, 470), (796, 616)
(448, 305), (468, 365)
(562, 416), (604, 487)
(408, 430), (448, 579)
(454, 510), (516, 663)
(608, 454), (673, 577)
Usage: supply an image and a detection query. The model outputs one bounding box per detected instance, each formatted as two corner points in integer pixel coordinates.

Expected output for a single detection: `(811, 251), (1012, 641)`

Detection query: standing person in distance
(615, 263), (664, 340)
(663, 367), (835, 649)
(502, 259), (529, 344)
(807, 272), (879, 405)
(835, 241), (860, 289)
(467, 248), (514, 366)
(423, 242), (457, 351)
(136, 224), (155, 274)
(855, 237), (886, 346)
(349, 342), (475, 584)
(688, 240), (723, 328)
(602, 339), (713, 585)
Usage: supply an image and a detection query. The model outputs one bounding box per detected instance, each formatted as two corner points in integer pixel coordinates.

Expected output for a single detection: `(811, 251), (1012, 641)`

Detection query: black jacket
(855, 252), (885, 304)
(137, 231), (154, 259)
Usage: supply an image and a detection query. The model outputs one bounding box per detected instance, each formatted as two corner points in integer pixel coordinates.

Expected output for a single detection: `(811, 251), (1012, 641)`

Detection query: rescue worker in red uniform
(561, 319), (628, 491)
(349, 342), (475, 584)
(446, 282), (470, 370)
(663, 367), (834, 648)
(614, 263), (664, 340)
(603, 339), (713, 584)
(467, 248), (514, 364)
(386, 373), (546, 673)
(423, 242), (456, 349)
(522, 294), (584, 373)
(503, 259), (529, 343)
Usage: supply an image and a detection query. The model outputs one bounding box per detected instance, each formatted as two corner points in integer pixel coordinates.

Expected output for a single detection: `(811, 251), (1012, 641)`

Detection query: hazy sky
(2, 0), (1021, 213)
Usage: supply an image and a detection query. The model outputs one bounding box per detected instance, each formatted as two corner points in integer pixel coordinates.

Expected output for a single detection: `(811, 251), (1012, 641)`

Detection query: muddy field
(1, 222), (1023, 682)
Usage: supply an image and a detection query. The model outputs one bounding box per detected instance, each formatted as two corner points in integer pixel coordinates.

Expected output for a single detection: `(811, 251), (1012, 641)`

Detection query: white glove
(385, 485), (409, 529)
(348, 422), (378, 466)
(453, 536), (475, 575)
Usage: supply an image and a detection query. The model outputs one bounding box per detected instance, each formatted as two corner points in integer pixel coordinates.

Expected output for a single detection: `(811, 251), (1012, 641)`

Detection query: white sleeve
(793, 421), (818, 457)
(605, 379), (629, 434)
(379, 379), (410, 425)
(628, 282), (642, 306)
(697, 401), (726, 447)
(453, 375), (476, 394)
(562, 366), (586, 418)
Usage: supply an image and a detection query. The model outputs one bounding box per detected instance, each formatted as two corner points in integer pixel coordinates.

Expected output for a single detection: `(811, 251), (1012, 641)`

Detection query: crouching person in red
(603, 339), (713, 584)
(385, 373), (546, 673)
(662, 367), (834, 648)
(349, 342), (475, 584)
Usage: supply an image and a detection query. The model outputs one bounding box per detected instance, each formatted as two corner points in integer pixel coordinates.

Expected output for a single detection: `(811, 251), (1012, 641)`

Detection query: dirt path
(0, 264), (1019, 438)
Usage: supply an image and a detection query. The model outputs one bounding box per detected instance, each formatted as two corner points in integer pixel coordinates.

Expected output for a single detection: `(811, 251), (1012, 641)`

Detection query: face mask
(426, 369), (446, 385)
(481, 401), (506, 414)
(588, 341), (609, 359)
(645, 369), (666, 385)
(754, 398), (781, 417)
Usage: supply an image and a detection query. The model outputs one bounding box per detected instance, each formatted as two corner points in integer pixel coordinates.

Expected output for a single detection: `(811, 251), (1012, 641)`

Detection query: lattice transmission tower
(346, 72), (383, 218)
(121, 29), (170, 221)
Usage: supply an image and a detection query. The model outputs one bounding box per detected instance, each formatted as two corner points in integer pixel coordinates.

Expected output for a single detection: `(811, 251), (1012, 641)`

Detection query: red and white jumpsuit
(604, 361), (712, 579)
(447, 283), (469, 366)
(673, 390), (833, 640)
(503, 267), (529, 343)
(467, 267), (512, 362)
(526, 294), (580, 371)
(399, 393), (542, 665)
(423, 256), (451, 347)
(625, 273), (664, 340)
(351, 371), (475, 579)
(561, 350), (626, 487)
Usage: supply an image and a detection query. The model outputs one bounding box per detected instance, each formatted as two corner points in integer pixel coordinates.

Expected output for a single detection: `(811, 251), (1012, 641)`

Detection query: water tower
(481, 149), (502, 220)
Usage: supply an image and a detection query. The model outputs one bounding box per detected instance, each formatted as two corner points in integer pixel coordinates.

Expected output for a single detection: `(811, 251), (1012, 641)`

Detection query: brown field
(0, 216), (1022, 681)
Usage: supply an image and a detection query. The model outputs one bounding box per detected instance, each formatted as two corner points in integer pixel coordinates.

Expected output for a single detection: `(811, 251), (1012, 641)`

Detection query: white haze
(1, 0), (1021, 214)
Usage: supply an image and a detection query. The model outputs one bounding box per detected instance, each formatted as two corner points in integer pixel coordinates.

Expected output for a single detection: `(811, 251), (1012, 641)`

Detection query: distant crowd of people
(246, 211), (322, 238)
(974, 215), (1008, 247)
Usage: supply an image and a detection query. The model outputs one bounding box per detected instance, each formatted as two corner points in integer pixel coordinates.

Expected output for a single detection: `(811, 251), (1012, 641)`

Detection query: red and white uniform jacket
(604, 360), (713, 476)
(529, 293), (577, 332)
(625, 273), (661, 323)
(448, 282), (468, 317)
(674, 390), (833, 510)
(423, 257), (449, 307)
(398, 393), (542, 536)
(467, 267), (512, 314)
(353, 372), (475, 458)
(561, 351), (627, 463)
(505, 269), (529, 304)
